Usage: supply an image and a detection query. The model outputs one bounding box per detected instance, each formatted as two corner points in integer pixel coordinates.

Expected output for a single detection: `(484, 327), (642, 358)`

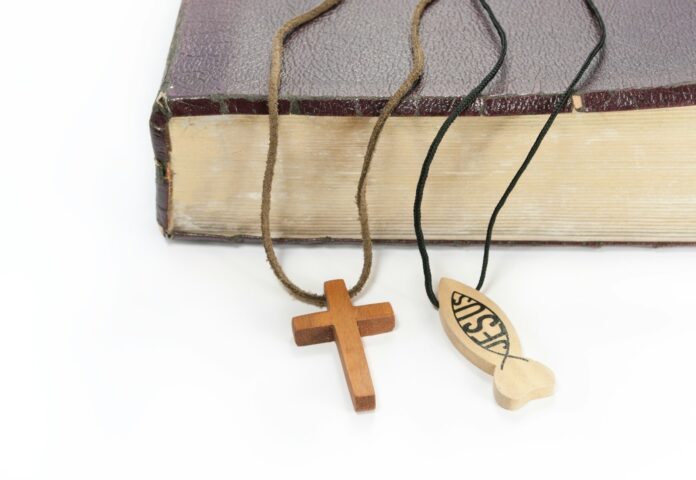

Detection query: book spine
(150, 95), (171, 232)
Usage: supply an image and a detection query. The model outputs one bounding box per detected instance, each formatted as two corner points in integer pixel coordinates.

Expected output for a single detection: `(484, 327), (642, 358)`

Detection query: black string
(414, 0), (607, 309)
(413, 0), (507, 308)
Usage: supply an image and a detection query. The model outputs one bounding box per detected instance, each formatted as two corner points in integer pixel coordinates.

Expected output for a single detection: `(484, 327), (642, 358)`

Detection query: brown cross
(292, 279), (395, 412)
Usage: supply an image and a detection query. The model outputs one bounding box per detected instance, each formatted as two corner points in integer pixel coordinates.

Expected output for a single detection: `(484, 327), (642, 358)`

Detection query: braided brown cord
(262, 0), (435, 307)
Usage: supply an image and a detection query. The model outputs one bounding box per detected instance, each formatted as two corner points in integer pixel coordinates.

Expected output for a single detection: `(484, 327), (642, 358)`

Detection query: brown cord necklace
(261, 0), (435, 412)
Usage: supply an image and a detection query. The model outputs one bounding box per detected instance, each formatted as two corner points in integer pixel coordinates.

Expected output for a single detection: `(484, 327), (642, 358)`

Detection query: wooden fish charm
(438, 278), (554, 410)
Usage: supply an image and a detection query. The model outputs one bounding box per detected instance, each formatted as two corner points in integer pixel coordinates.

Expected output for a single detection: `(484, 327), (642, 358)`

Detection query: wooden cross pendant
(292, 279), (395, 412)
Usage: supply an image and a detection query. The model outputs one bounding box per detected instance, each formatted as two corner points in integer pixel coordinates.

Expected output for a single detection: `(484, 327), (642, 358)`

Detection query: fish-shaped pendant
(438, 278), (555, 410)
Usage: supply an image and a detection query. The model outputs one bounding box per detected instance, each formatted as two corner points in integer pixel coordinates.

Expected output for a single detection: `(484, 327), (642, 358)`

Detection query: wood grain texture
(437, 278), (554, 410)
(166, 106), (696, 243)
(292, 280), (395, 412)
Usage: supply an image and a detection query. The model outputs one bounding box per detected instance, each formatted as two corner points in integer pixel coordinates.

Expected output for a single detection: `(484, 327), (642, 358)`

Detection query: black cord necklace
(413, 0), (606, 410)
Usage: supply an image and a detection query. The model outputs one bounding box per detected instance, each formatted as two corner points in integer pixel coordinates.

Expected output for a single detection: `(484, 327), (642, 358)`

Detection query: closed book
(150, 0), (696, 244)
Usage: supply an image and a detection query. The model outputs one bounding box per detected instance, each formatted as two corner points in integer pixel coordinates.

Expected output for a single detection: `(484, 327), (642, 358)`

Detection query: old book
(150, 0), (696, 244)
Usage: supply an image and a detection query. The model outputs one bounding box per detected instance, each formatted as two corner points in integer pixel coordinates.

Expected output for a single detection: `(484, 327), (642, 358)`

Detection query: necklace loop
(262, 0), (436, 307)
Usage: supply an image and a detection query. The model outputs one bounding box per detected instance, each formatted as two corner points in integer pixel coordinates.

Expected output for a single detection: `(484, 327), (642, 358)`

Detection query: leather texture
(161, 0), (696, 114)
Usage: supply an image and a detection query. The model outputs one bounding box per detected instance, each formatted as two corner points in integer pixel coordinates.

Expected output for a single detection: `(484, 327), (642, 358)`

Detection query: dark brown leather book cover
(150, 0), (696, 234)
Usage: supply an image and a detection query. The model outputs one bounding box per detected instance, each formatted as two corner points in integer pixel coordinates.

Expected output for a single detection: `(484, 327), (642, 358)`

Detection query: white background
(1, 1), (695, 478)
